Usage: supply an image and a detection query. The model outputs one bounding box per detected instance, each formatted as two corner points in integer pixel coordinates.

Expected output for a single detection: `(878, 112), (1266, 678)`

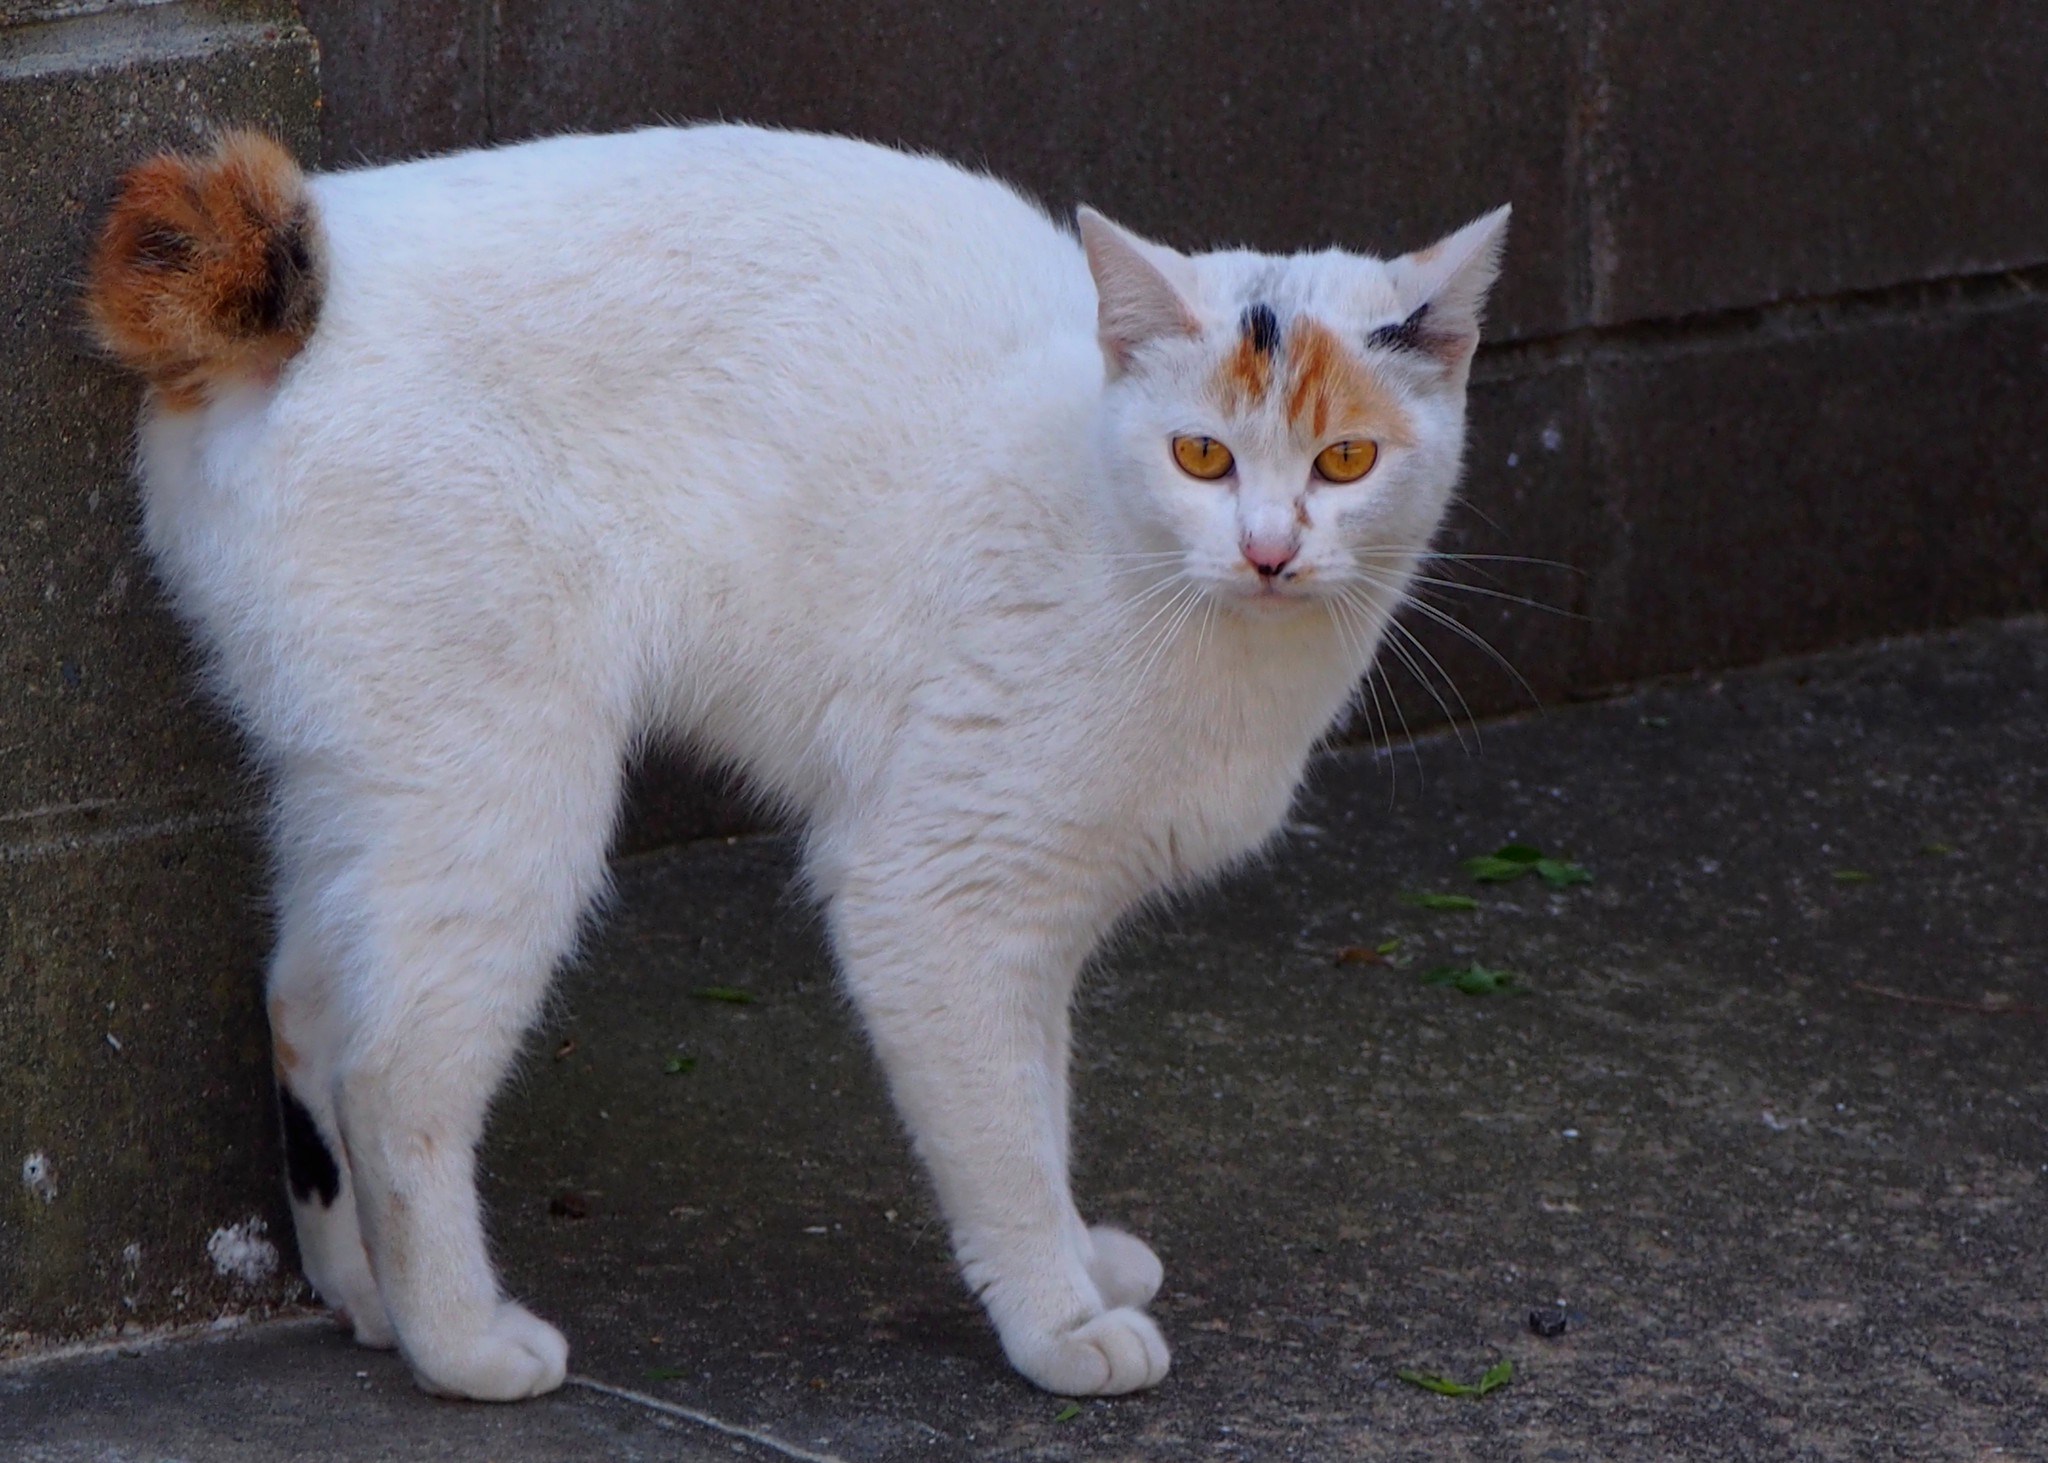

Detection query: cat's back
(304, 125), (1094, 421)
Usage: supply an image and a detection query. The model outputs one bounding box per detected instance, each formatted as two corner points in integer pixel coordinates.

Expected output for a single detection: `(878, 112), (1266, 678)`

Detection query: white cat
(86, 124), (1506, 1401)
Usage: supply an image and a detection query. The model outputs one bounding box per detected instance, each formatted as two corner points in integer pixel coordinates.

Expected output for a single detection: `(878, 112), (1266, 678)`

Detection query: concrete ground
(5, 616), (2043, 1461)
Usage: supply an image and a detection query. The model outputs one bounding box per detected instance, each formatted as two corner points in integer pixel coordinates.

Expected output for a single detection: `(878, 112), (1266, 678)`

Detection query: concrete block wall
(2, 0), (2043, 1344)
(2, 1), (320, 1343)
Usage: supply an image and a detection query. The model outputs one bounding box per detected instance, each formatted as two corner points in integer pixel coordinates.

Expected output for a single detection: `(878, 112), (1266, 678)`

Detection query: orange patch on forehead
(1215, 330), (1274, 410)
(1210, 302), (1283, 411)
(1283, 319), (1415, 447)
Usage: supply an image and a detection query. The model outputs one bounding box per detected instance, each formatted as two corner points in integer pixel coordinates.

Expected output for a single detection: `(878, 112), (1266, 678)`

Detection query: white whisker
(1355, 547), (1585, 576)
(1398, 573), (1585, 619)
(1373, 604), (1482, 756)
(1355, 572), (1543, 709)
(1352, 633), (1400, 803)
(1369, 606), (1475, 755)
(1097, 580), (1194, 678)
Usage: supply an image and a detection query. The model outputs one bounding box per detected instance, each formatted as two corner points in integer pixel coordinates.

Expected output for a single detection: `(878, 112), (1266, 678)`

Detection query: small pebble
(1529, 1307), (1569, 1338)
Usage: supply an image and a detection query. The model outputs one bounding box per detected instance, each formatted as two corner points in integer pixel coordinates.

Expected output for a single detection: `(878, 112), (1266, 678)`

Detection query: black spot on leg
(1366, 302), (1431, 354)
(1241, 302), (1281, 356)
(279, 1083), (341, 1207)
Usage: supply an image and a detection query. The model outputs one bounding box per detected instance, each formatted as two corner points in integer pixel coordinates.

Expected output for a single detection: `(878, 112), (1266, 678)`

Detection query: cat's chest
(1143, 747), (1303, 886)
(1118, 635), (1354, 889)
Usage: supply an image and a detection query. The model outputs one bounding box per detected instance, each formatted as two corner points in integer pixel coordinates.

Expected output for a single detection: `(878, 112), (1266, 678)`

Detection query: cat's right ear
(1077, 208), (1201, 377)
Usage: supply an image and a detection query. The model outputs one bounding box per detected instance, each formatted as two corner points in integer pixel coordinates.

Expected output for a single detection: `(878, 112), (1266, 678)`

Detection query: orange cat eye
(1313, 440), (1378, 483)
(1171, 435), (1235, 481)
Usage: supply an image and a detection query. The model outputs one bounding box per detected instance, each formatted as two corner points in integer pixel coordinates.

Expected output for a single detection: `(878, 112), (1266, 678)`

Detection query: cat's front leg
(830, 869), (1170, 1396)
(1037, 987), (1164, 1312)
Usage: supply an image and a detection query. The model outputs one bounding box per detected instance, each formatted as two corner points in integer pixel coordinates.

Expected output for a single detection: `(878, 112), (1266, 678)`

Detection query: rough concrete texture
(1586, 1), (2048, 324)
(0, 1324), (789, 1462)
(293, 0), (489, 166)
(9, 616), (2041, 1459)
(0, 0), (318, 1338)
(1577, 289), (2048, 687)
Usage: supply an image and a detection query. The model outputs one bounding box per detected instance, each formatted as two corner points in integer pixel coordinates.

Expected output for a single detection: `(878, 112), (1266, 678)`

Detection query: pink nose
(1242, 537), (1298, 578)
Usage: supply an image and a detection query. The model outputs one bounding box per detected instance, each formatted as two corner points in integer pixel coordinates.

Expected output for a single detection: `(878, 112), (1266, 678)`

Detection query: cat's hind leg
(266, 881), (394, 1348)
(827, 840), (1170, 1397)
(314, 725), (622, 1402)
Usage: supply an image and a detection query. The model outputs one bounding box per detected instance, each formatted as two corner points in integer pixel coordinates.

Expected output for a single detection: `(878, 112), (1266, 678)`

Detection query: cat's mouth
(1220, 575), (1324, 613)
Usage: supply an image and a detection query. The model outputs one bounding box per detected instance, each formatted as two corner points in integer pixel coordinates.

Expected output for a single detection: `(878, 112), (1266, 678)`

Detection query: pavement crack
(567, 1375), (851, 1463)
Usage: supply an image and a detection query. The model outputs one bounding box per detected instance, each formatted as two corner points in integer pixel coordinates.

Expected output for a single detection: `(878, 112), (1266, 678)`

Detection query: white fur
(131, 125), (1505, 1400)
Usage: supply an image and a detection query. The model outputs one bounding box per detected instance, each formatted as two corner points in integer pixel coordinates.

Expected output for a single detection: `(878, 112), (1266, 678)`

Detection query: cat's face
(1081, 208), (1508, 617)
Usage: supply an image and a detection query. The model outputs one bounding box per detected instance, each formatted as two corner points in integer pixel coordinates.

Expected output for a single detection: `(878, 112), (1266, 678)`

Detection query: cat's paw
(334, 1297), (398, 1351)
(1086, 1226), (1163, 1310)
(305, 1250), (397, 1349)
(405, 1300), (569, 1402)
(1006, 1306), (1171, 1396)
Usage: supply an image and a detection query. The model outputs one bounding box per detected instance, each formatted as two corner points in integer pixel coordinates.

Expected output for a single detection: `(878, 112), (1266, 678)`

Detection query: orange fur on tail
(85, 131), (322, 409)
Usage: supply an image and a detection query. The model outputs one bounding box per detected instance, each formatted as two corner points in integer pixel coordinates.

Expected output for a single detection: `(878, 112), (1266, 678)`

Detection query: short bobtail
(84, 130), (322, 409)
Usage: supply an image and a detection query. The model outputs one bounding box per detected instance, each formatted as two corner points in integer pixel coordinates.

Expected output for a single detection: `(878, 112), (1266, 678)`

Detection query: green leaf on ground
(644, 1366), (685, 1381)
(1053, 1402), (1083, 1423)
(1535, 858), (1594, 888)
(1398, 1359), (1513, 1397)
(1407, 892), (1481, 911)
(1831, 869), (1873, 883)
(663, 1056), (697, 1075)
(1377, 937), (1402, 954)
(1422, 963), (1524, 996)
(1463, 844), (1591, 888)
(691, 986), (756, 1004)
(1920, 842), (1956, 857)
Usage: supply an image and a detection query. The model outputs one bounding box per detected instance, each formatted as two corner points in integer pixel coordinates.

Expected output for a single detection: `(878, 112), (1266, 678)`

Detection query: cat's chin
(1217, 585), (1325, 620)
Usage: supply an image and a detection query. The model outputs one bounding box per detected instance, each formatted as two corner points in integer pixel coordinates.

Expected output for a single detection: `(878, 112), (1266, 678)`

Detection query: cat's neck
(1095, 564), (1368, 729)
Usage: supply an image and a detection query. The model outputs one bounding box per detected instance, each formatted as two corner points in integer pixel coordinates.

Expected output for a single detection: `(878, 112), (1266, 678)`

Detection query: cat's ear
(1076, 207), (1201, 377)
(1375, 205), (1511, 375)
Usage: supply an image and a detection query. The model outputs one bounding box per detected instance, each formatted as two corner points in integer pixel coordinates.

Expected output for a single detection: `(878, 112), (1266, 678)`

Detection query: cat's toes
(335, 1300), (398, 1351)
(1007, 1306), (1171, 1396)
(405, 1301), (569, 1402)
(308, 1257), (397, 1349)
(1086, 1225), (1163, 1310)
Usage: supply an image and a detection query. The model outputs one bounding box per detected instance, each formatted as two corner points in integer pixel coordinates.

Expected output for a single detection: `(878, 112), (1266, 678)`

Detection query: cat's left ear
(1077, 207), (1202, 378)
(1376, 205), (1512, 376)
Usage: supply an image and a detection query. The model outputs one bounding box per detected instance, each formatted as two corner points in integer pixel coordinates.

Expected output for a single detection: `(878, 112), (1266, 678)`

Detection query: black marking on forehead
(1240, 302), (1281, 357)
(1366, 301), (1431, 354)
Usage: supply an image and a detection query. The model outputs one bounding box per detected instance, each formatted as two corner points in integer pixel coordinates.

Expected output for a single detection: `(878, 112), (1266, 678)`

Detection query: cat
(84, 124), (1506, 1402)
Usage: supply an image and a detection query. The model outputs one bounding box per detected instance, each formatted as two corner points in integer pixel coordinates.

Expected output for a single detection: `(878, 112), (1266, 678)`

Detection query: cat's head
(1078, 205), (1508, 614)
